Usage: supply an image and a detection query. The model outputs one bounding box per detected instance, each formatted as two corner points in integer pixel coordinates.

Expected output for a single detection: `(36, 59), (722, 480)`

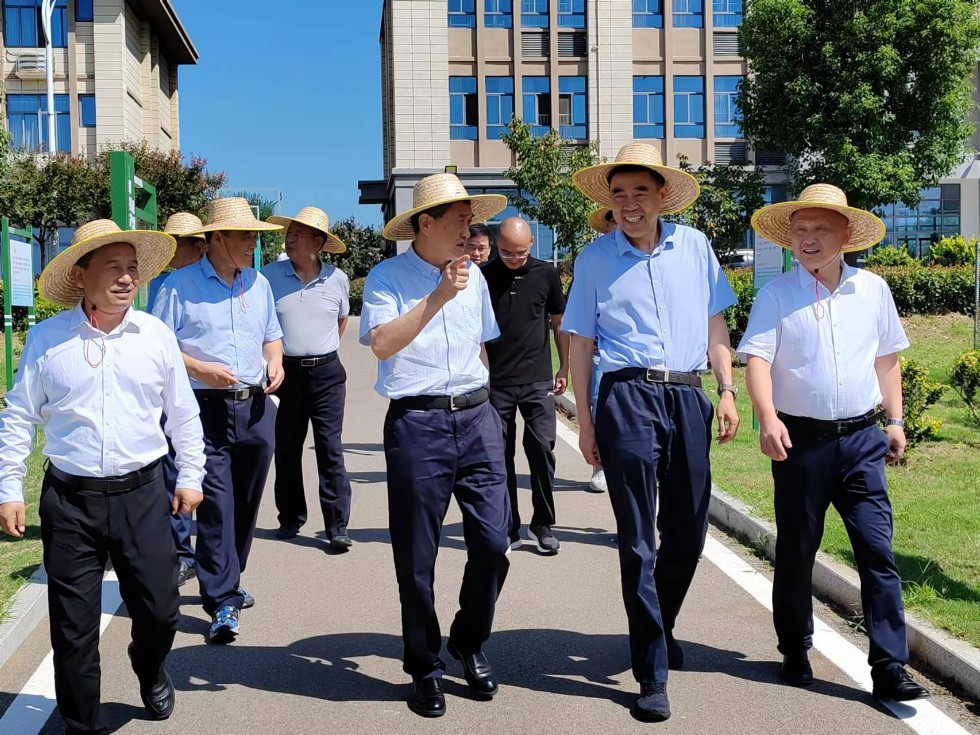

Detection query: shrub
(930, 234), (977, 267)
(867, 266), (974, 316)
(349, 277), (365, 317)
(900, 358), (945, 447)
(723, 268), (755, 348)
(949, 349), (980, 427)
(866, 246), (918, 268)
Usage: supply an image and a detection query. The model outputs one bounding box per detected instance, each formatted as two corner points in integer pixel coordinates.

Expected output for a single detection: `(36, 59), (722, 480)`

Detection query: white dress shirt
(0, 305), (206, 504)
(737, 263), (909, 421)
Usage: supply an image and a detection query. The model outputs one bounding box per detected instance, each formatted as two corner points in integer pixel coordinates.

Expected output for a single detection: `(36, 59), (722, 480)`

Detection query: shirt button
(658, 305), (664, 310)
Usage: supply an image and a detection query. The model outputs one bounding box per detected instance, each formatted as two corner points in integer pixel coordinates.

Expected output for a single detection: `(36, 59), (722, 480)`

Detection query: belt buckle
(301, 358), (316, 367)
(449, 394), (459, 412)
(234, 388), (249, 401)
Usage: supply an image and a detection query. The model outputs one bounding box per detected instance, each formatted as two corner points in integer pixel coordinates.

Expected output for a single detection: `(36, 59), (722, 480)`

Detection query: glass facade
(876, 185), (961, 260)
(470, 188), (558, 262)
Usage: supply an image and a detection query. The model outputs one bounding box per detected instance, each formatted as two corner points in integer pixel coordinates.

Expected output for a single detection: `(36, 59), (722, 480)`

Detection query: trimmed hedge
(867, 265), (975, 316)
(349, 277), (365, 317)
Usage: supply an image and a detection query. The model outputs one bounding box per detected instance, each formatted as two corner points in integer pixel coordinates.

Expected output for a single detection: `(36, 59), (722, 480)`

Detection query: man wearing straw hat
(564, 142), (741, 722)
(738, 184), (929, 701)
(262, 206), (354, 551)
(149, 211), (207, 588)
(0, 220), (206, 733)
(153, 197), (284, 644)
(360, 173), (510, 717)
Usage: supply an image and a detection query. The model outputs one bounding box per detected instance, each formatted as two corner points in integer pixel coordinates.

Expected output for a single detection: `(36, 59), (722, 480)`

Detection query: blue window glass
(76, 0), (93, 22)
(558, 76), (587, 140)
(673, 0), (703, 28)
(6, 93), (70, 152)
(521, 0), (549, 28)
(486, 77), (515, 139)
(79, 94), (96, 128)
(450, 76), (478, 140)
(522, 76), (551, 137)
(633, 76), (665, 139)
(713, 75), (741, 137)
(449, 0), (476, 28)
(558, 0), (585, 28)
(4, 0), (66, 47)
(673, 76), (705, 138)
(632, 0), (663, 27)
(712, 0), (741, 27)
(485, 0), (513, 27)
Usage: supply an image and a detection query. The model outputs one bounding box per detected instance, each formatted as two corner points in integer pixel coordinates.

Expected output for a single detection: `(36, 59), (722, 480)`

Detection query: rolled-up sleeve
(877, 284), (910, 356)
(562, 251), (597, 339)
(706, 240), (738, 316)
(0, 334), (46, 503)
(737, 288), (779, 364)
(359, 267), (399, 346)
(338, 271), (351, 319)
(159, 328), (206, 493)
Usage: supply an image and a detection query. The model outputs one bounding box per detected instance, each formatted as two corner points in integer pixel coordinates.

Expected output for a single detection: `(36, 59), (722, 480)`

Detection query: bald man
(483, 218), (569, 555)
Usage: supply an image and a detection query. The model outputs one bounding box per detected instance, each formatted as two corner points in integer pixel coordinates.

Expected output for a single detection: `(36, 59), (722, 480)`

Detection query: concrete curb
(0, 565), (48, 671)
(558, 389), (980, 701)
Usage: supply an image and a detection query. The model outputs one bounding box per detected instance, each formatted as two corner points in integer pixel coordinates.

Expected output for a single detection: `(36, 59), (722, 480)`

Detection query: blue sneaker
(238, 586), (255, 609)
(209, 605), (239, 644)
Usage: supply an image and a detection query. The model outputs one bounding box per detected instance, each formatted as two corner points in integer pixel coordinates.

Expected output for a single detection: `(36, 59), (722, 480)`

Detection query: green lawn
(561, 315), (980, 649)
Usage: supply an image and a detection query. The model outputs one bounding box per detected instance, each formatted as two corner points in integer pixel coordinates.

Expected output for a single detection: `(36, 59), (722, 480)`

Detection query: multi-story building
(359, 0), (980, 259)
(1, 0), (197, 157)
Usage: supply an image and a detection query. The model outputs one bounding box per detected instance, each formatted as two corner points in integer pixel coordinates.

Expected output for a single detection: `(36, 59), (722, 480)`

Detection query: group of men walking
(0, 140), (929, 734)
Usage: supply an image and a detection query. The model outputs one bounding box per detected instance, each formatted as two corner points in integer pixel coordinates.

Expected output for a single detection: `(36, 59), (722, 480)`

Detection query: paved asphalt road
(0, 321), (977, 734)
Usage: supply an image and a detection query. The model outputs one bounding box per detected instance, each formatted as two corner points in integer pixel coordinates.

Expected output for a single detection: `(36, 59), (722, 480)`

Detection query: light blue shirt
(147, 272), (167, 312)
(152, 257), (283, 390)
(563, 220), (737, 374)
(359, 246), (500, 399)
(262, 259), (350, 357)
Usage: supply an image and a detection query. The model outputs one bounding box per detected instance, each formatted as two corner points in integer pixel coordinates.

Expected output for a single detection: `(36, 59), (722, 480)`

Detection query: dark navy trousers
(274, 356), (352, 536)
(595, 373), (714, 685)
(384, 398), (511, 680)
(161, 447), (195, 566)
(772, 423), (909, 669)
(194, 393), (275, 615)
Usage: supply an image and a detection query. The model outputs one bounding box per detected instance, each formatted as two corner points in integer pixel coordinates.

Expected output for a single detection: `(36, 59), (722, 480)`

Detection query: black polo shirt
(482, 256), (566, 387)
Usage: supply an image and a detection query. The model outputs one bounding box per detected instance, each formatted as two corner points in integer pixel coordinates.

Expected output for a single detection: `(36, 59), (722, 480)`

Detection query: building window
(633, 0), (664, 28)
(673, 76), (705, 138)
(673, 0), (703, 28)
(79, 94), (96, 128)
(449, 0), (476, 28)
(633, 76), (665, 139)
(558, 0), (585, 28)
(522, 0), (549, 28)
(878, 185), (961, 260)
(486, 77), (515, 139)
(475, 188), (559, 260)
(522, 77), (551, 137)
(558, 77), (587, 139)
(484, 0), (513, 28)
(6, 93), (71, 152)
(3, 0), (67, 48)
(75, 0), (93, 22)
(713, 75), (741, 137)
(450, 77), (478, 140)
(712, 0), (741, 27)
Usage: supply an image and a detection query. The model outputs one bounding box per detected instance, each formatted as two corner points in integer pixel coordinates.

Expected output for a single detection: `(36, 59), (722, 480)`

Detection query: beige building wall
(591, 0), (633, 160)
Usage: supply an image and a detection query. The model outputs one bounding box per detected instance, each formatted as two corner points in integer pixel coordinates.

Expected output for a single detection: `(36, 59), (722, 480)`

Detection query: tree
(233, 191), (283, 266)
(738, 0), (980, 212)
(501, 119), (600, 258)
(324, 217), (387, 278)
(667, 155), (766, 258)
(0, 83), (11, 184)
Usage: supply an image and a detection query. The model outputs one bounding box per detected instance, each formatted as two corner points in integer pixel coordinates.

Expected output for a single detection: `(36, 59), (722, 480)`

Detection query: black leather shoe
(329, 534), (353, 551)
(781, 651), (814, 686)
(667, 636), (684, 671)
(872, 665), (930, 701)
(408, 678), (446, 718)
(127, 643), (175, 719)
(177, 561), (196, 588)
(447, 641), (499, 698)
(277, 524), (300, 540)
(633, 682), (670, 722)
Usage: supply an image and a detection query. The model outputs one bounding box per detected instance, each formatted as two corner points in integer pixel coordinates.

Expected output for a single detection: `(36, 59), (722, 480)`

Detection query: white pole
(40, 0), (57, 155)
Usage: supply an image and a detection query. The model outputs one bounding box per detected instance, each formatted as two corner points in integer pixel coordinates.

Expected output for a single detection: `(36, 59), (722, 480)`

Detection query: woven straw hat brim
(589, 208), (616, 235)
(190, 219), (283, 235)
(573, 162), (701, 213)
(164, 213), (206, 240)
(39, 230), (176, 307)
(751, 201), (885, 253)
(267, 214), (347, 254)
(383, 193), (508, 241)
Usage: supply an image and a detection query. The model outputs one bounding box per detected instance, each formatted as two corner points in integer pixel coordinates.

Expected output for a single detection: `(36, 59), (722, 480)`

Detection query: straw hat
(383, 173), (507, 241)
(38, 220), (175, 307)
(164, 212), (206, 241)
(572, 142), (701, 213)
(190, 197), (283, 234)
(751, 184), (885, 253)
(267, 206), (346, 254)
(589, 207), (617, 235)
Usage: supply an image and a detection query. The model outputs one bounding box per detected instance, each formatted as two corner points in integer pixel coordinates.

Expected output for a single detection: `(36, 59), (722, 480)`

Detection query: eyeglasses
(285, 232), (320, 243)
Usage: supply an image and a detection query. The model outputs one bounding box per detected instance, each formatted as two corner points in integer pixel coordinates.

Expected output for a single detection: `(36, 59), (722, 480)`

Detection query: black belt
(390, 387), (490, 412)
(194, 386), (265, 401)
(612, 367), (703, 389)
(46, 459), (162, 494)
(778, 409), (884, 436)
(283, 352), (338, 368)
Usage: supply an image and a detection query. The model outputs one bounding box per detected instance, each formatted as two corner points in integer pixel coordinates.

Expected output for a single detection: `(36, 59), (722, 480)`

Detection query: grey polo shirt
(262, 259), (350, 357)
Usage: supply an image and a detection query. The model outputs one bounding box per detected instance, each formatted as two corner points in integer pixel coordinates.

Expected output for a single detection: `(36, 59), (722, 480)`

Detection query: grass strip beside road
(0, 432), (45, 621)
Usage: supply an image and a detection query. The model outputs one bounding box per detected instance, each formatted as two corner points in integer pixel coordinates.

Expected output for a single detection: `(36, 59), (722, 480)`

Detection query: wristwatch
(717, 384), (739, 399)
(886, 418), (904, 427)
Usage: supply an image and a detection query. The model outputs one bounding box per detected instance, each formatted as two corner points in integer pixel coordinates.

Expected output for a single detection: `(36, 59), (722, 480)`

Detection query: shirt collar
(284, 259), (330, 282)
(796, 260), (859, 293)
(615, 219), (676, 257)
(405, 245), (441, 278)
(67, 303), (140, 334)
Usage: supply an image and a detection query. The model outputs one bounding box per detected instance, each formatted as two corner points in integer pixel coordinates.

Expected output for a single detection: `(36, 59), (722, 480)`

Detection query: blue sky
(169, 1), (384, 224)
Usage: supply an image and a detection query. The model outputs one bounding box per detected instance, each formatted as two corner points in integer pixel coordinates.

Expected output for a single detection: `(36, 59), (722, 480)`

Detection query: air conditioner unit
(14, 52), (48, 80)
